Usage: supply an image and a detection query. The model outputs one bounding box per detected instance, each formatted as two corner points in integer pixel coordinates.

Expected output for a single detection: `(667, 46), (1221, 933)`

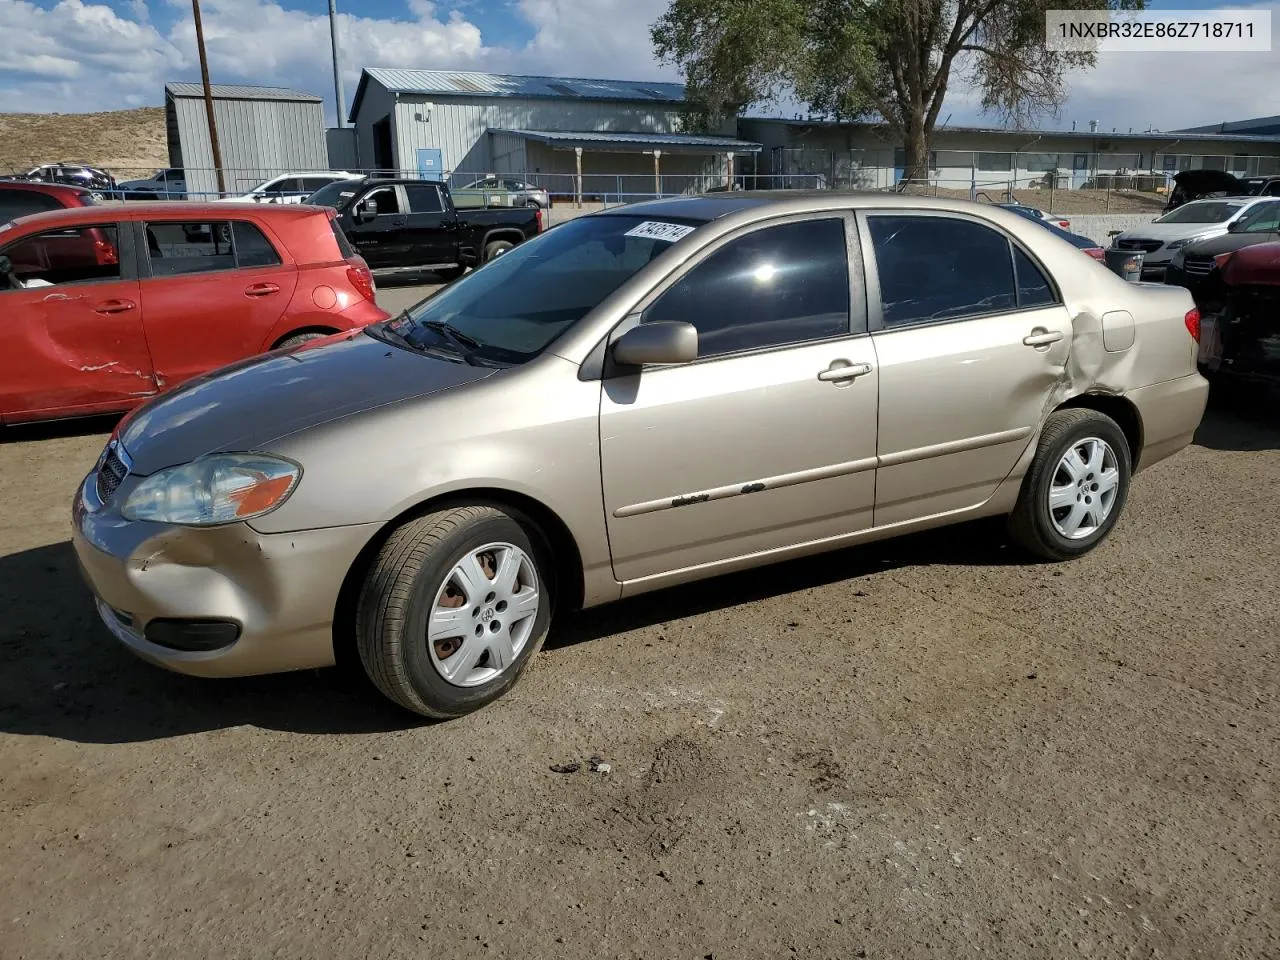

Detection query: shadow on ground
(1194, 387), (1280, 452)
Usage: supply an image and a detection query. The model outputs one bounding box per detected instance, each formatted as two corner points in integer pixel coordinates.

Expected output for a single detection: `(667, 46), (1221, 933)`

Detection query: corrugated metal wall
(172, 95), (327, 198)
(490, 132), (528, 174)
(390, 95), (734, 175)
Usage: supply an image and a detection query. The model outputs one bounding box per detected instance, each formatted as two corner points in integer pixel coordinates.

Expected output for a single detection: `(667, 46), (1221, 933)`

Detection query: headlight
(122, 453), (301, 525)
(1167, 235), (1209, 251)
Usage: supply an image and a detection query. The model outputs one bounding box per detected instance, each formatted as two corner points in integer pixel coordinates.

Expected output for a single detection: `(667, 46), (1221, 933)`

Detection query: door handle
(1023, 328), (1064, 347)
(93, 299), (136, 314)
(818, 361), (874, 382)
(244, 282), (280, 297)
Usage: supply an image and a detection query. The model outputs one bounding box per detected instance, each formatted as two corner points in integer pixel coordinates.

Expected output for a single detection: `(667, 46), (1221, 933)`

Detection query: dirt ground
(1, 369), (1277, 958)
(0, 108), (168, 178)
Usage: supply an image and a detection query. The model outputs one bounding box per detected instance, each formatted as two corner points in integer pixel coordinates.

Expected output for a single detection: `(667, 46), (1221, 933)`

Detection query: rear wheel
(483, 240), (515, 262)
(355, 505), (553, 719)
(1008, 409), (1132, 561)
(275, 331), (329, 350)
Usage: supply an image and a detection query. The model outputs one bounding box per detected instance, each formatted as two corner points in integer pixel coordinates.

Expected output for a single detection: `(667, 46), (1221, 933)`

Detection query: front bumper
(71, 470), (379, 678)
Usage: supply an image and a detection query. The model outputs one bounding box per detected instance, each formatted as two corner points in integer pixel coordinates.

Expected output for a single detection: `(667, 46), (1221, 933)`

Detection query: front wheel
(1008, 409), (1132, 561)
(355, 505), (553, 718)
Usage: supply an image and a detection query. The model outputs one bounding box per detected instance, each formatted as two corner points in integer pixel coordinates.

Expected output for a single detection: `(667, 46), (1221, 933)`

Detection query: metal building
(165, 82), (328, 199)
(347, 68), (761, 199)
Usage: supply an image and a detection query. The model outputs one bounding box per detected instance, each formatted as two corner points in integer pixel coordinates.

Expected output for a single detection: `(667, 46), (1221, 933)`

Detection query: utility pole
(329, 0), (347, 127)
(192, 0), (226, 196)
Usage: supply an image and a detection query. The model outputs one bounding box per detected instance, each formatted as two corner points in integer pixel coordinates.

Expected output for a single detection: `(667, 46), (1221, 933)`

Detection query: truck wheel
(484, 240), (515, 262)
(1007, 409), (1131, 561)
(355, 505), (553, 719)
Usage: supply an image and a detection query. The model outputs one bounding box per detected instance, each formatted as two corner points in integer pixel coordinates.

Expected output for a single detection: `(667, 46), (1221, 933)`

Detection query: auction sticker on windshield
(624, 221), (696, 243)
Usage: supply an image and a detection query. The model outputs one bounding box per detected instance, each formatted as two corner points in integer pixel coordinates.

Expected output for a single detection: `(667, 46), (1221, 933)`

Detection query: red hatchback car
(0, 202), (389, 425)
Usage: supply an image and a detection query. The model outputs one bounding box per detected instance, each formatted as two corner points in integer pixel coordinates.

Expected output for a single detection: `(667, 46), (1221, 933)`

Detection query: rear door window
(145, 221), (236, 276)
(405, 184), (443, 213)
(867, 215), (1022, 327)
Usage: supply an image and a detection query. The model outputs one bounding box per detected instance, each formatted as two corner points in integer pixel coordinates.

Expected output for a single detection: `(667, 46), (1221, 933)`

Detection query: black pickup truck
(304, 177), (544, 279)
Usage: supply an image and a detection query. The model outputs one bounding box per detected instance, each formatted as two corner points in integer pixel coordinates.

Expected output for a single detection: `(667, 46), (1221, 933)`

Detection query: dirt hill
(0, 107), (168, 180)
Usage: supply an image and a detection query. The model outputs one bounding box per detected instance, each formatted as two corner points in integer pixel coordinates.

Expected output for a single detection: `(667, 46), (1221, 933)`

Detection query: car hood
(1183, 231), (1280, 257)
(1117, 222), (1230, 242)
(117, 329), (498, 475)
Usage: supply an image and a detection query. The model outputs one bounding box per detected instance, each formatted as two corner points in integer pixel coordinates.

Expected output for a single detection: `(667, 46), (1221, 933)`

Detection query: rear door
(345, 185), (410, 268)
(0, 221), (155, 421)
(402, 183), (457, 266)
(860, 210), (1073, 526)
(136, 217), (298, 389)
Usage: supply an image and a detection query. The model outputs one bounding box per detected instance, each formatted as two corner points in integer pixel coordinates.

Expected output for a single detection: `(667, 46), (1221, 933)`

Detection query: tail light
(534, 207), (544, 233)
(1084, 247), (1105, 261)
(1057, 219), (1071, 229)
(1185, 307), (1201, 343)
(95, 239), (118, 265)
(346, 259), (376, 302)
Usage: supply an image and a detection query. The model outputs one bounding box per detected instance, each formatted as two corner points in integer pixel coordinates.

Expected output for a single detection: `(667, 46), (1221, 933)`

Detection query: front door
(402, 182), (456, 266)
(599, 214), (879, 585)
(860, 210), (1073, 526)
(0, 222), (155, 421)
(346, 185), (411, 268)
(137, 218), (298, 388)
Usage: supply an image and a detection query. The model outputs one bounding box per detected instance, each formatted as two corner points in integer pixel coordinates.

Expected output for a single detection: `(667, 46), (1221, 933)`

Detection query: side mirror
(612, 321), (699, 367)
(1227, 219), (1243, 233)
(355, 199), (378, 223)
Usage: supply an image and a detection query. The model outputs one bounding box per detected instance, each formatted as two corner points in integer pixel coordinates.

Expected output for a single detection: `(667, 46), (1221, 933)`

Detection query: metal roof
(756, 117), (1280, 145)
(495, 129), (762, 153)
(1173, 116), (1280, 137)
(165, 82), (322, 103)
(359, 67), (685, 103)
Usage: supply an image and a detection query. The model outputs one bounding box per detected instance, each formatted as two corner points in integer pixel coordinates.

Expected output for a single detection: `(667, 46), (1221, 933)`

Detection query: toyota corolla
(72, 192), (1210, 718)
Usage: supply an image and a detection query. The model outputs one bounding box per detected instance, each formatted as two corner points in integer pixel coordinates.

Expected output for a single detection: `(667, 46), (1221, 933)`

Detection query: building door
(417, 149), (444, 181)
(1072, 153), (1090, 190)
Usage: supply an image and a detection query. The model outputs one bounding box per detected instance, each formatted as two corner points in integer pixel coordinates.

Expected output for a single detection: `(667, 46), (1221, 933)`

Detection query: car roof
(2, 202), (332, 231)
(0, 178), (92, 196)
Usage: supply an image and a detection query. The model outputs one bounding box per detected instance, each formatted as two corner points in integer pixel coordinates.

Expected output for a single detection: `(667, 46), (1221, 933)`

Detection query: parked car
(454, 177), (551, 209)
(1195, 241), (1280, 386)
(1163, 170), (1280, 212)
(22, 163), (116, 195)
(999, 203), (1071, 231)
(0, 179), (100, 225)
(217, 171), (363, 204)
(999, 203), (1102, 259)
(1110, 196), (1276, 282)
(1163, 198), (1280, 308)
(116, 168), (187, 200)
(0, 202), (388, 425)
(304, 177), (545, 280)
(70, 192), (1208, 719)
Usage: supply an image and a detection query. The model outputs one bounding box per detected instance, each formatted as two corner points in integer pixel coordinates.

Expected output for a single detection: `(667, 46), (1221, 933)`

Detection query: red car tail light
(1057, 219), (1071, 229)
(1084, 247), (1105, 260)
(346, 260), (376, 302)
(1185, 307), (1201, 343)
(95, 239), (118, 265)
(535, 207), (544, 233)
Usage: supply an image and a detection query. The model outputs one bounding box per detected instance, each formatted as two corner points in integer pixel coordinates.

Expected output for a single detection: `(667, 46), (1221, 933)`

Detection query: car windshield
(1156, 200), (1247, 223)
(305, 180), (362, 209)
(375, 213), (704, 365)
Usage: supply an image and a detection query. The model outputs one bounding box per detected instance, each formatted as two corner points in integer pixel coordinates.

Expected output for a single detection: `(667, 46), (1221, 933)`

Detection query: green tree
(652, 0), (1144, 183)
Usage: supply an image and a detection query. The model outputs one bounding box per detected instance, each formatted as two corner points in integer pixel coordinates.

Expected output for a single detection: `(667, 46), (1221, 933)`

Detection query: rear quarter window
(329, 217), (356, 258)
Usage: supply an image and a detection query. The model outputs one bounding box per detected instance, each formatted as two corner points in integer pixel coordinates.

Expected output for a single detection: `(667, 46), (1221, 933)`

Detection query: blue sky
(1, 0), (1276, 131)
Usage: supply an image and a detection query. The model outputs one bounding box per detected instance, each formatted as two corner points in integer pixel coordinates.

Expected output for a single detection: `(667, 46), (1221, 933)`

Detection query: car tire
(483, 240), (515, 262)
(1007, 408), (1132, 561)
(276, 331), (329, 350)
(355, 505), (553, 719)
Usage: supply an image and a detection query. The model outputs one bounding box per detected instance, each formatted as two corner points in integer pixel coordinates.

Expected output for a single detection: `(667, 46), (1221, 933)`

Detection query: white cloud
(0, 0), (1276, 135)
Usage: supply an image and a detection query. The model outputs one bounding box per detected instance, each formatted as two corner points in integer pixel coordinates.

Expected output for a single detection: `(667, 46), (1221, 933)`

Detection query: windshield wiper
(417, 319), (485, 351)
(369, 315), (463, 363)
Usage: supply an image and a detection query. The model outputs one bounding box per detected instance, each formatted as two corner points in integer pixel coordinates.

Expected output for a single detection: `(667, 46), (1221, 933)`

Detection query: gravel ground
(1, 371), (1276, 959)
